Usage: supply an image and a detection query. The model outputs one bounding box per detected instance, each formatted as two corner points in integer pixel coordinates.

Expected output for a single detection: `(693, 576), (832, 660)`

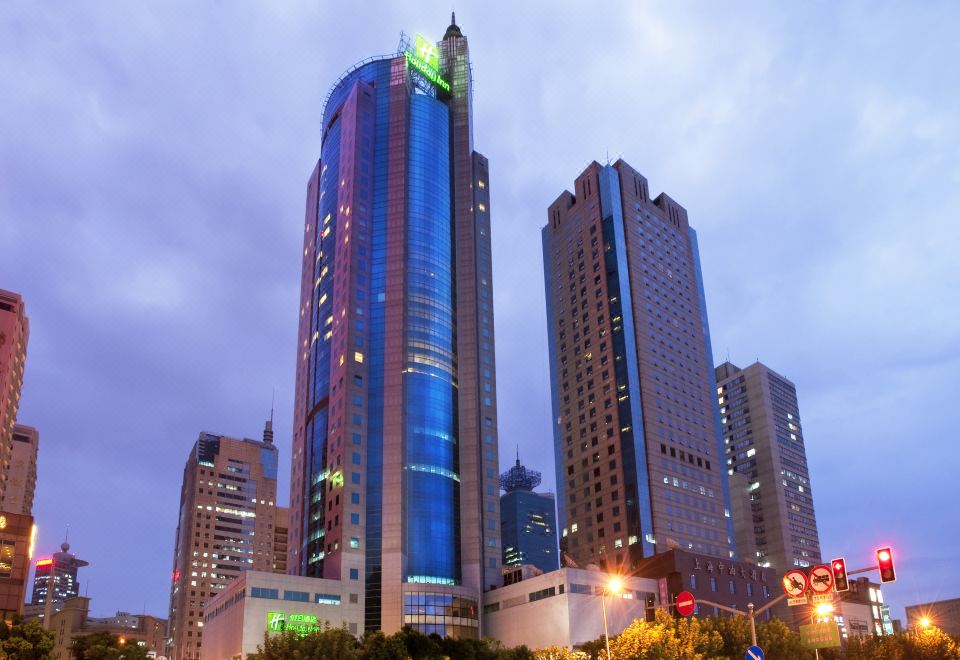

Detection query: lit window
(354, 352), (364, 363)
(478, 180), (486, 189)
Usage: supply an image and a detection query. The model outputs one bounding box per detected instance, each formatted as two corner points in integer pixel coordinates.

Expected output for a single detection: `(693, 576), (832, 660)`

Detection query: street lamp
(600, 576), (623, 660)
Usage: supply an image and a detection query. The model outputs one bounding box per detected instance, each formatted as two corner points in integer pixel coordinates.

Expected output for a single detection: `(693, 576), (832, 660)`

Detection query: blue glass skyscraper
(289, 16), (502, 637)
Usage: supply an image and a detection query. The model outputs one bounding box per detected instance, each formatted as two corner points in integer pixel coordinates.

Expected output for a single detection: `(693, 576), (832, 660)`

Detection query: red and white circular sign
(808, 565), (834, 593)
(782, 570), (808, 597)
(676, 591), (696, 617)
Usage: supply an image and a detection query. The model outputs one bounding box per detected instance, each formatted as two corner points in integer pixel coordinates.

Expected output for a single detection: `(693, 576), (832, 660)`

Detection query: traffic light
(876, 547), (896, 583)
(831, 557), (849, 592)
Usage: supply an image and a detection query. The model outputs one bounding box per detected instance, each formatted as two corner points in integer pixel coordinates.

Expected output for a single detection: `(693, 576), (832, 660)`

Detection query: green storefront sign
(405, 34), (451, 92)
(266, 611), (322, 636)
(799, 622), (841, 649)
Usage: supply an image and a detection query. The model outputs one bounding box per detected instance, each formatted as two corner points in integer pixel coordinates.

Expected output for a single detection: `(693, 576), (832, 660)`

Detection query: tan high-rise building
(167, 426), (283, 660)
(271, 506), (288, 575)
(542, 160), (735, 572)
(715, 361), (821, 572)
(4, 424), (38, 515)
(0, 290), (29, 503)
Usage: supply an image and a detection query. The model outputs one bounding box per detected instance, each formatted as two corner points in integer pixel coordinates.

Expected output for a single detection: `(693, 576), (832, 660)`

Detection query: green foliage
(70, 631), (150, 660)
(0, 618), (55, 660)
(838, 627), (960, 660)
(246, 623), (534, 660)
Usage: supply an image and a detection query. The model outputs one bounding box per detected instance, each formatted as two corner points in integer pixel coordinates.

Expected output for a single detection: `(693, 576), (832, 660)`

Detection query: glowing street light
(919, 617), (931, 629)
(600, 575), (624, 660)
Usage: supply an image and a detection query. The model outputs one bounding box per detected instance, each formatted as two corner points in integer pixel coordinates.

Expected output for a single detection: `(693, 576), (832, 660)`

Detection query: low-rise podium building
(482, 567), (657, 650)
(200, 571), (362, 660)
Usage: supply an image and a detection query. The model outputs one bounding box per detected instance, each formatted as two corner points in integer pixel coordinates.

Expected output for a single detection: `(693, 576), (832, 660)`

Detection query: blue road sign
(745, 646), (764, 660)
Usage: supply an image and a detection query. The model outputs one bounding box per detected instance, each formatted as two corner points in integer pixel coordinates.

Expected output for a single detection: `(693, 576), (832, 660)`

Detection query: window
(315, 593), (341, 605)
(0, 541), (14, 578)
(251, 587), (279, 599)
(284, 590), (310, 602)
(349, 568), (359, 580)
(709, 577), (718, 592)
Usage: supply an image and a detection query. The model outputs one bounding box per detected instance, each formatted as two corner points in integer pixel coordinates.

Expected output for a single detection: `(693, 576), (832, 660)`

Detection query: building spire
(444, 11), (462, 39)
(263, 391), (275, 444)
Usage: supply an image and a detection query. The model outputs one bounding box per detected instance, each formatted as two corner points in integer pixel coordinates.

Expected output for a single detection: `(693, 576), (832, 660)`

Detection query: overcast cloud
(2, 0), (958, 622)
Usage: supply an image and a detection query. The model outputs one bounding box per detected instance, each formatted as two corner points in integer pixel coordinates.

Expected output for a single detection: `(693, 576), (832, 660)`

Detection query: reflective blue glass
(403, 94), (459, 583)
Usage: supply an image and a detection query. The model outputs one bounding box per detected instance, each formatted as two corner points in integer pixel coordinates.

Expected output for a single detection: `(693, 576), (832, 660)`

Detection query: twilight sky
(2, 1), (958, 623)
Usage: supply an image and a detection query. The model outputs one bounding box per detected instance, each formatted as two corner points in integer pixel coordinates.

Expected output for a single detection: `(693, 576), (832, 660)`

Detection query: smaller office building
(905, 597), (960, 636)
(201, 571), (362, 660)
(834, 577), (893, 639)
(482, 567), (657, 650)
(49, 597), (166, 660)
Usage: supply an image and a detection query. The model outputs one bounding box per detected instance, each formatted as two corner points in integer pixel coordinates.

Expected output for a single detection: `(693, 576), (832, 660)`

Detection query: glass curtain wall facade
(542, 160), (736, 573)
(289, 18), (501, 638)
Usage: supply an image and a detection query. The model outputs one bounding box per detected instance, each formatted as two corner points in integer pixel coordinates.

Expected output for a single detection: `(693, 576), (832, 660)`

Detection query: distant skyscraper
(167, 426), (283, 660)
(5, 424), (38, 516)
(29, 540), (88, 620)
(542, 160), (734, 571)
(0, 289), (29, 503)
(715, 361), (821, 571)
(499, 455), (558, 573)
(289, 16), (501, 637)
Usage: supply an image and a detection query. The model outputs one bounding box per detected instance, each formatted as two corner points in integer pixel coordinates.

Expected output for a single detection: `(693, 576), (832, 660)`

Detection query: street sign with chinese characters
(799, 622), (841, 649)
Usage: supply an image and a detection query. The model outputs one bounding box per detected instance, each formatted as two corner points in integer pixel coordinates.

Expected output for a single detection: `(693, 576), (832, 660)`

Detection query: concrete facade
(6, 424), (38, 516)
(49, 597), (166, 660)
(482, 567), (657, 650)
(0, 289), (29, 507)
(0, 510), (35, 621)
(167, 429), (284, 660)
(201, 571), (363, 660)
(542, 160), (734, 572)
(715, 361), (821, 573)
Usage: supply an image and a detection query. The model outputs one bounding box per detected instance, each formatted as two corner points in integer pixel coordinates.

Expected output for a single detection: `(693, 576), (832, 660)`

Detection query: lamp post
(600, 577), (622, 660)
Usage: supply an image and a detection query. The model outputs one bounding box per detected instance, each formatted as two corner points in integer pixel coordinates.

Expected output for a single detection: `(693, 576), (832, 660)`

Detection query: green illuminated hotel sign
(266, 611), (322, 635)
(405, 34), (450, 92)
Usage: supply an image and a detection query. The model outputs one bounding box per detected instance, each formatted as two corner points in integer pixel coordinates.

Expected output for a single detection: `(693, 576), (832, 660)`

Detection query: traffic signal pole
(695, 594), (787, 647)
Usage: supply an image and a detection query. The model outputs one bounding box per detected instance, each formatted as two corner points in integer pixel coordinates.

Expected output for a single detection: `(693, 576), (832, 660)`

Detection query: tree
(0, 618), (55, 660)
(246, 623), (361, 660)
(359, 631), (407, 660)
(70, 631), (150, 660)
(532, 647), (588, 660)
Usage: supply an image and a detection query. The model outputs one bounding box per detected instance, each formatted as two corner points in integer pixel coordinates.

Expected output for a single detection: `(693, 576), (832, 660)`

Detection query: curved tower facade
(289, 18), (502, 637)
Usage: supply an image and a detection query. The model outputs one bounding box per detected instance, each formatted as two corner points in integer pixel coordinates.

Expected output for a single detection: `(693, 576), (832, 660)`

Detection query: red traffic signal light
(831, 557), (849, 592)
(876, 547), (896, 583)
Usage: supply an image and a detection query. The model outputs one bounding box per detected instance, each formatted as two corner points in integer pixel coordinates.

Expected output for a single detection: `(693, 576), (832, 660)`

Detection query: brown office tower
(0, 290), (29, 502)
(542, 160), (735, 572)
(715, 361), (821, 572)
(166, 426), (283, 660)
(290, 16), (501, 637)
(5, 424), (38, 515)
